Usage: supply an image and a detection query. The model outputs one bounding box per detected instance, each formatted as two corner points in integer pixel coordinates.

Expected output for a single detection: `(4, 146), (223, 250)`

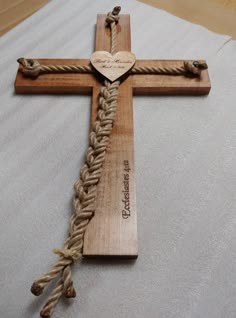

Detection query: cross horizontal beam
(15, 58), (210, 95)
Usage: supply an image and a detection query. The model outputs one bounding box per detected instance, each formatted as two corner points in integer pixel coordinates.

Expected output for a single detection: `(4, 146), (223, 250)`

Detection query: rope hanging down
(31, 7), (121, 318)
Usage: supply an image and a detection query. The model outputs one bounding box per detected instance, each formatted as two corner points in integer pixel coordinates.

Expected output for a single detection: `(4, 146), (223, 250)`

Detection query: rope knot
(184, 60), (208, 76)
(106, 6), (121, 24)
(17, 57), (41, 77)
(53, 248), (82, 261)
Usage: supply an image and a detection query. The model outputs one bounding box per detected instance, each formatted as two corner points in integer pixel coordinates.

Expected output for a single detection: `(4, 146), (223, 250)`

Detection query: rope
(24, 6), (209, 318)
(31, 8), (121, 318)
(17, 58), (208, 78)
(106, 6), (120, 54)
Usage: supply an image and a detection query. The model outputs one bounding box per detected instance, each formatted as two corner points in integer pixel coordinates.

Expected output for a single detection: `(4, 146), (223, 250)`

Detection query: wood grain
(14, 14), (211, 258)
(84, 14), (138, 257)
(15, 59), (97, 94)
(139, 0), (236, 39)
(15, 59), (210, 95)
(1, 0), (236, 38)
(90, 51), (136, 82)
(0, 0), (50, 35)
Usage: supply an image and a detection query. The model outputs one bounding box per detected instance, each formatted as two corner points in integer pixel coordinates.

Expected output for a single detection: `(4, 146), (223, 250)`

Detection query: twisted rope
(106, 6), (120, 54)
(31, 8), (121, 318)
(132, 61), (208, 75)
(17, 58), (208, 78)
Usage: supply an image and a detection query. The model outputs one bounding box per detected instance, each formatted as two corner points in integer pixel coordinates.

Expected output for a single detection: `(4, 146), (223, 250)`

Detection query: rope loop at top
(105, 6), (121, 24)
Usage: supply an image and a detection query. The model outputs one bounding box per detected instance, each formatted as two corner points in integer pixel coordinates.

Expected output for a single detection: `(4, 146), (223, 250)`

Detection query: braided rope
(31, 8), (121, 318)
(38, 79), (120, 318)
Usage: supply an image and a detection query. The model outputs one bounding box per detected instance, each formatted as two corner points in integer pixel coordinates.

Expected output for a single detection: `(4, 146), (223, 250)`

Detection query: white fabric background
(0, 0), (235, 317)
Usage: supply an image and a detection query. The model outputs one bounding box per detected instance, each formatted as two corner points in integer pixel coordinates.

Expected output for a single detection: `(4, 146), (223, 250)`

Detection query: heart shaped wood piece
(91, 51), (136, 82)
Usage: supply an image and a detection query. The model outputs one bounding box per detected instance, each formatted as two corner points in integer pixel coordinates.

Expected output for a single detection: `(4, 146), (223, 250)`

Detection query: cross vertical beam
(84, 15), (138, 257)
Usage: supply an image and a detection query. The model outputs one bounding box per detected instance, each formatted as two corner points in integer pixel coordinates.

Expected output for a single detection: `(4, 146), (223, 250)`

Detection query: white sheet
(0, 1), (235, 318)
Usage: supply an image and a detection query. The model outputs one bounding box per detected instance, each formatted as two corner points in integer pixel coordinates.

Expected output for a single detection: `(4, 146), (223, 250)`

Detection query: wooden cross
(15, 10), (210, 258)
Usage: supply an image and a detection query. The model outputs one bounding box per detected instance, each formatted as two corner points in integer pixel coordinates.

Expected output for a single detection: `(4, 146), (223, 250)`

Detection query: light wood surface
(0, 0), (50, 35)
(139, 0), (236, 39)
(15, 14), (210, 257)
(1, 0), (236, 38)
(90, 51), (136, 82)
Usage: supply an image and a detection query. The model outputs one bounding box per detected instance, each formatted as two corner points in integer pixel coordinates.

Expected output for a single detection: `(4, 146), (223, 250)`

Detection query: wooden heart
(90, 51), (136, 82)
